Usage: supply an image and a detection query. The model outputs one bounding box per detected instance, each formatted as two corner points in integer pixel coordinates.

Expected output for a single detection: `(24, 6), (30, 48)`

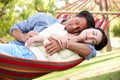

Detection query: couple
(0, 10), (108, 61)
(25, 23), (107, 61)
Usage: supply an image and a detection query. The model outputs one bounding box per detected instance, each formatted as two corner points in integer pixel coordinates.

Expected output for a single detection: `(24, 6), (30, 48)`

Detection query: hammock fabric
(0, 54), (84, 80)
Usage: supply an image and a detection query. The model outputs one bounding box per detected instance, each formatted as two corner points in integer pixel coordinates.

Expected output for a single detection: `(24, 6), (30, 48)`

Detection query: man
(0, 24), (108, 61)
(10, 10), (95, 59)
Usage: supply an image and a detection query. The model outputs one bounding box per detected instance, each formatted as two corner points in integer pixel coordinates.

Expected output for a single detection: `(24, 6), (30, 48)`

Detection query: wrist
(21, 35), (29, 42)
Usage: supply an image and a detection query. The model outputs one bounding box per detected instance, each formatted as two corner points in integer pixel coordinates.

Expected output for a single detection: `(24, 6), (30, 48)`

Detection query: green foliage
(33, 0), (58, 16)
(0, 0), (57, 39)
(0, 0), (15, 38)
(111, 19), (120, 37)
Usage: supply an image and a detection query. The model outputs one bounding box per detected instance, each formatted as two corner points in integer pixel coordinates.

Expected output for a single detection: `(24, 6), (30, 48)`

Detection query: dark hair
(94, 28), (108, 50)
(76, 10), (95, 28)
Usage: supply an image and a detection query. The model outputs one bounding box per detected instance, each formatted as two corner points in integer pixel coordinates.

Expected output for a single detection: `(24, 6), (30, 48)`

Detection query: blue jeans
(0, 44), (35, 60)
(9, 40), (25, 46)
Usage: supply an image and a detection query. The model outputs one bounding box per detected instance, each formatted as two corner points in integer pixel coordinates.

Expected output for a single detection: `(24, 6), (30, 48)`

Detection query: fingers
(27, 31), (39, 37)
(45, 41), (55, 55)
(45, 39), (62, 55)
(46, 46), (57, 56)
(26, 38), (33, 47)
(47, 37), (53, 41)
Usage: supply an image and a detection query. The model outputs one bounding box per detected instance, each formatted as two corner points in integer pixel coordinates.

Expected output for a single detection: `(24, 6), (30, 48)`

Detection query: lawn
(34, 50), (120, 80)
(81, 70), (120, 80)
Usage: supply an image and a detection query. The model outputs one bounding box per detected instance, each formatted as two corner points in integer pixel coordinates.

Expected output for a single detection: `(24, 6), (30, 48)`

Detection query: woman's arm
(25, 34), (46, 47)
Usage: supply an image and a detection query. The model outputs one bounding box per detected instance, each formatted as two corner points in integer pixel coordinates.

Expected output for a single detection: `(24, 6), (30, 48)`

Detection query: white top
(27, 23), (81, 62)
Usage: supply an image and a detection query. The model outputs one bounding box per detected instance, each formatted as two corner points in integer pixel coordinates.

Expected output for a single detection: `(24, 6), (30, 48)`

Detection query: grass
(33, 50), (120, 80)
(81, 70), (120, 80)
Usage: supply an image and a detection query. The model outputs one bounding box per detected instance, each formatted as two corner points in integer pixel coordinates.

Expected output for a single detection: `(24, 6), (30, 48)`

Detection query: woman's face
(79, 28), (103, 45)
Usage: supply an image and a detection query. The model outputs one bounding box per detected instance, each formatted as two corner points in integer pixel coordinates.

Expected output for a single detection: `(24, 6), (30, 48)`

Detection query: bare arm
(45, 37), (92, 57)
(26, 34), (46, 47)
(66, 41), (92, 57)
(12, 29), (29, 42)
(12, 29), (39, 42)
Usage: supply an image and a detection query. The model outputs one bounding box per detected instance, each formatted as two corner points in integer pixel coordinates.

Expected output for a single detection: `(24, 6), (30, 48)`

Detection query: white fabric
(28, 23), (81, 61)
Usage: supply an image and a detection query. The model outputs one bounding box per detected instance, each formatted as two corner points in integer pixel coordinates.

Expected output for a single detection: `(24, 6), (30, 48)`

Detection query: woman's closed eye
(91, 38), (97, 45)
(93, 31), (97, 36)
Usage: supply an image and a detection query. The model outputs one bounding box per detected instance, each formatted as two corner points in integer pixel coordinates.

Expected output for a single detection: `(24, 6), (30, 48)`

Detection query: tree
(0, 0), (57, 39)
(33, 0), (57, 16)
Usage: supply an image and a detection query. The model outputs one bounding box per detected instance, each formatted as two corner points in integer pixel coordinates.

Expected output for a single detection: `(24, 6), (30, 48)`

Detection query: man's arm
(12, 29), (29, 42)
(66, 41), (92, 57)
(12, 29), (39, 42)
(45, 37), (92, 57)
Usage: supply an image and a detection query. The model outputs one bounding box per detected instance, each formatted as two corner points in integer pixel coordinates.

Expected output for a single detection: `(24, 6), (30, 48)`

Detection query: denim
(85, 44), (96, 60)
(0, 44), (35, 60)
(0, 44), (96, 60)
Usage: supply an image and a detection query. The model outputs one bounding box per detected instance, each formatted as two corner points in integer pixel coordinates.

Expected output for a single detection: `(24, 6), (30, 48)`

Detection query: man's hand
(44, 37), (62, 55)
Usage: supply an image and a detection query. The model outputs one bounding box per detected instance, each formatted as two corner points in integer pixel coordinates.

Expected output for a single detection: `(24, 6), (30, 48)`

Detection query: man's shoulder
(30, 12), (52, 19)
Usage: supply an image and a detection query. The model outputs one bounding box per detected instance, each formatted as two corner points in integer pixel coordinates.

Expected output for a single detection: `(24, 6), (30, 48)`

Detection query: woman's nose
(89, 35), (94, 39)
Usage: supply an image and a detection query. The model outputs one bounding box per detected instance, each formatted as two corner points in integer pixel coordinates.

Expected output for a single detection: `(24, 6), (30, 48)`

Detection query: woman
(0, 24), (108, 61)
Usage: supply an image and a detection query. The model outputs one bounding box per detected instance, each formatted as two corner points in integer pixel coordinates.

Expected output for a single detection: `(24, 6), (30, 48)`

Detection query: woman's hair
(76, 10), (95, 28)
(94, 27), (108, 50)
(78, 27), (108, 50)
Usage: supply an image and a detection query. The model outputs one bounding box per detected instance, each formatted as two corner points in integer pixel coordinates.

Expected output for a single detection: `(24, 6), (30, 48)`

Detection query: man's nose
(73, 25), (77, 29)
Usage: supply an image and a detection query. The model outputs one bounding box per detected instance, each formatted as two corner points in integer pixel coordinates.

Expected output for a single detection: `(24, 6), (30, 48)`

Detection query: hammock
(0, 13), (105, 80)
(0, 54), (84, 80)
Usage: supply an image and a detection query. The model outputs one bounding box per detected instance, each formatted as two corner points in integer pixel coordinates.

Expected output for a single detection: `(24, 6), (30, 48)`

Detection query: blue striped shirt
(10, 12), (63, 45)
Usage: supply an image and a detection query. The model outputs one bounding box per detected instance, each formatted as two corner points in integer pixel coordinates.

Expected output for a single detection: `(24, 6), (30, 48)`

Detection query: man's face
(64, 17), (87, 34)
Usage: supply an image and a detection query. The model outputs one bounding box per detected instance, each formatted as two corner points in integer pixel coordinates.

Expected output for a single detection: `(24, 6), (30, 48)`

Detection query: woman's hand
(26, 31), (39, 37)
(26, 35), (45, 47)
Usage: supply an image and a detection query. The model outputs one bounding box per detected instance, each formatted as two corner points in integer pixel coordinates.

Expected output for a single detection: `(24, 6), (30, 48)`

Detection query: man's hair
(76, 10), (95, 28)
(94, 27), (108, 50)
